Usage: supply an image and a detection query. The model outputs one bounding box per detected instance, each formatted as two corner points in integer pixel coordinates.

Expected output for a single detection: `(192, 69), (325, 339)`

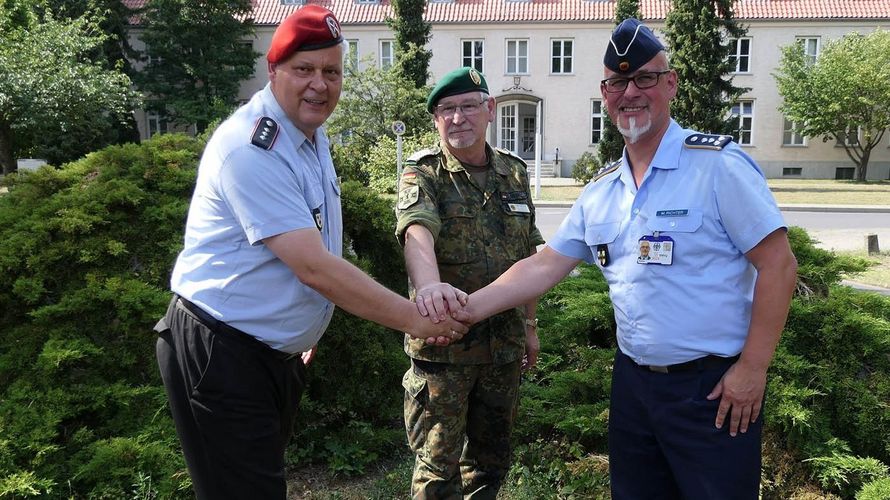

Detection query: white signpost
(392, 120), (406, 185)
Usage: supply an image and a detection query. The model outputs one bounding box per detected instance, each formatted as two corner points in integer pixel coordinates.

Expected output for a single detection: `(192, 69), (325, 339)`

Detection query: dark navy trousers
(608, 350), (762, 500)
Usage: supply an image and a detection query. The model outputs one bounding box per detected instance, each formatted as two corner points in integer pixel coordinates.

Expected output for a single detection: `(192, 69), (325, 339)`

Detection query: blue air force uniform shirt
(550, 120), (786, 366)
(171, 83), (343, 354)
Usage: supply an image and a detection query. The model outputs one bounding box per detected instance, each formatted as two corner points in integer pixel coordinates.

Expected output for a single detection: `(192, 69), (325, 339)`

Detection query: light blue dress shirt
(171, 83), (343, 354)
(550, 120), (786, 366)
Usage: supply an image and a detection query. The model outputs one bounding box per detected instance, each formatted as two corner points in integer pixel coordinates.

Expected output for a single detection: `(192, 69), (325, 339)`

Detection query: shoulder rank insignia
(593, 159), (621, 182)
(251, 116), (279, 150)
(684, 134), (732, 151)
(406, 147), (440, 165)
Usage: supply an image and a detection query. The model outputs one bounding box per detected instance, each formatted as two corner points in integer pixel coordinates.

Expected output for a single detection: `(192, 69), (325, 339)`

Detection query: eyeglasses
(435, 99), (489, 117)
(601, 70), (671, 93)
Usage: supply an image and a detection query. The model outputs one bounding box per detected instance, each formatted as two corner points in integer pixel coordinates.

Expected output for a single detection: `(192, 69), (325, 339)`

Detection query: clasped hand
(412, 282), (471, 346)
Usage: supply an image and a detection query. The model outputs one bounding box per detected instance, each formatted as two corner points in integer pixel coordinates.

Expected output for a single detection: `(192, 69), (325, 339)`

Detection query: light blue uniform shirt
(550, 120), (786, 366)
(171, 83), (343, 354)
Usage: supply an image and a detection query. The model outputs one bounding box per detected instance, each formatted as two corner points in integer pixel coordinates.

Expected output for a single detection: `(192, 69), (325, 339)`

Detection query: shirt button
(633, 209), (640, 214)
(670, 221), (677, 227)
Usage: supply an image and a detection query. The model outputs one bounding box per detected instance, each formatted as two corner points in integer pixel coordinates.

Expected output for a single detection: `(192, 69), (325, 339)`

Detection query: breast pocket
(645, 209), (703, 234)
(437, 202), (479, 264)
(584, 222), (621, 267)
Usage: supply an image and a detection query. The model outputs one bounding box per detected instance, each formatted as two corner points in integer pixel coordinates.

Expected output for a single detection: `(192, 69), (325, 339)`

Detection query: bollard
(866, 234), (880, 255)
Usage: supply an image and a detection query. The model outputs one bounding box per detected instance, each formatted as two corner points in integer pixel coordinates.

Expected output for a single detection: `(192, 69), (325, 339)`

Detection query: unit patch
(398, 186), (420, 209)
(251, 117), (279, 150)
(684, 134), (732, 151)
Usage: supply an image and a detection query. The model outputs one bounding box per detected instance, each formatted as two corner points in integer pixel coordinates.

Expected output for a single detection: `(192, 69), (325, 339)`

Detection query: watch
(525, 318), (538, 329)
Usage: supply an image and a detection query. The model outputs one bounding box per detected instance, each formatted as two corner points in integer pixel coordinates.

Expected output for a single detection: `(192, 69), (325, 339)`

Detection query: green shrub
(570, 151), (602, 184)
(857, 476), (890, 500)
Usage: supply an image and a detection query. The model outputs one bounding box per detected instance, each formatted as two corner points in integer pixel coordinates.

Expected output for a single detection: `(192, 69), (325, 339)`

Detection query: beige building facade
(129, 0), (890, 180)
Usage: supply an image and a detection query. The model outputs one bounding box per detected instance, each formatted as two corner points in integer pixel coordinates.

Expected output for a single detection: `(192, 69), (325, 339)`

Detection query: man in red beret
(154, 6), (468, 498)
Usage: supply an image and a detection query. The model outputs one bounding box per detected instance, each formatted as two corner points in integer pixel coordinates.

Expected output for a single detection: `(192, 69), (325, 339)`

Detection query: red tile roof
(123, 0), (890, 26)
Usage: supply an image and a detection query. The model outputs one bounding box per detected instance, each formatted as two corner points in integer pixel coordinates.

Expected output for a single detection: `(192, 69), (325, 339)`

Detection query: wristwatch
(525, 318), (538, 329)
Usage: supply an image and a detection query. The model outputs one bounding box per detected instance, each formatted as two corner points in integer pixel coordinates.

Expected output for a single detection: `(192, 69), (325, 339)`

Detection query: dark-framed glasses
(601, 70), (671, 93)
(435, 99), (489, 117)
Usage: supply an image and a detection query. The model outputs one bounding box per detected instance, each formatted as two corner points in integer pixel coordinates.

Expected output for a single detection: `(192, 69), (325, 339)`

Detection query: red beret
(267, 5), (343, 64)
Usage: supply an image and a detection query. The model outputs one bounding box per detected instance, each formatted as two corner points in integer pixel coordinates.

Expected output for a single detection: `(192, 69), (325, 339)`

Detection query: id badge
(637, 235), (674, 265)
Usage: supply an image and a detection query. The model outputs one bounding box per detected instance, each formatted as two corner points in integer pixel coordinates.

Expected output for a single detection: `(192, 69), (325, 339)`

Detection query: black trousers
(155, 296), (306, 499)
(608, 350), (762, 500)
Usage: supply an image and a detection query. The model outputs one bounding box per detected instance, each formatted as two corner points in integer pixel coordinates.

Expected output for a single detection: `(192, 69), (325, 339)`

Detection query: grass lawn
(842, 251), (890, 289)
(537, 179), (890, 205)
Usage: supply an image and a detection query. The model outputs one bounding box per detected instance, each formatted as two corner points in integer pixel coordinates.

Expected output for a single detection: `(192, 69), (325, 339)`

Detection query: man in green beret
(395, 66), (545, 498)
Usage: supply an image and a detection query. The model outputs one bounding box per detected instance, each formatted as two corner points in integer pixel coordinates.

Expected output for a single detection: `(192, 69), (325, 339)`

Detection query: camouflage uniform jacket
(395, 143), (545, 365)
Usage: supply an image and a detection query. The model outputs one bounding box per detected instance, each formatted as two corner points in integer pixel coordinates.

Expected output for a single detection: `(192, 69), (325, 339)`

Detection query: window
(551, 39), (573, 74)
(782, 117), (806, 146)
(506, 39), (528, 75)
(344, 39), (358, 73)
(797, 36), (820, 66)
(356, 0), (379, 3)
(146, 112), (167, 138)
(783, 167), (802, 176)
(499, 104), (517, 152)
(591, 99), (604, 144)
(145, 44), (162, 66)
(835, 167), (855, 180)
(462, 40), (484, 72)
(731, 100), (754, 145)
(379, 40), (395, 69)
(728, 38), (751, 73)
(836, 126), (860, 147)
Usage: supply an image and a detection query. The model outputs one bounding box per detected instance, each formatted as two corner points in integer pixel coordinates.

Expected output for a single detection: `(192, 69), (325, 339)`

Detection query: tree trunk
(0, 118), (16, 176)
(857, 147), (871, 182)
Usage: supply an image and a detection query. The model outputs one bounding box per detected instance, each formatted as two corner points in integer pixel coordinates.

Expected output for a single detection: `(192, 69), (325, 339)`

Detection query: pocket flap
(402, 368), (428, 399)
(646, 210), (703, 233)
(584, 222), (621, 246)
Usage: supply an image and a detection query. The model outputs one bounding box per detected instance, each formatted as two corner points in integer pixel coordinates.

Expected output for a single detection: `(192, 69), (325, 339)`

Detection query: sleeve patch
(684, 134), (732, 151)
(397, 186), (420, 209)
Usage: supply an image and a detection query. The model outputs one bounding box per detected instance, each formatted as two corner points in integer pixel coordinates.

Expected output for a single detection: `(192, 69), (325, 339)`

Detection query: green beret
(426, 67), (489, 113)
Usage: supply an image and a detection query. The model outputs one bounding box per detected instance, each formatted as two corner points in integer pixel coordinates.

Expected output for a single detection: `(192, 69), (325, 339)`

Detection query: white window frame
(146, 111), (167, 138)
(782, 117), (806, 146)
(551, 39), (574, 75)
(462, 39), (484, 73)
(356, 0), (378, 4)
(498, 102), (518, 153)
(797, 36), (820, 66)
(505, 39), (529, 75)
(379, 40), (395, 69)
(344, 39), (359, 73)
(591, 99), (604, 145)
(728, 37), (751, 73)
(836, 126), (861, 147)
(731, 100), (754, 145)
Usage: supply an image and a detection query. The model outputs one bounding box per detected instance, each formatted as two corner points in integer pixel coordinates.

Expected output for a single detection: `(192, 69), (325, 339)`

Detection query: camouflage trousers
(403, 358), (522, 500)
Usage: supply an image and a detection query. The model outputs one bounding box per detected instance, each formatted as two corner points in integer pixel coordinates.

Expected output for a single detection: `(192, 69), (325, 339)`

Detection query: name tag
(656, 209), (688, 217)
(637, 235), (673, 265)
(508, 203), (531, 214)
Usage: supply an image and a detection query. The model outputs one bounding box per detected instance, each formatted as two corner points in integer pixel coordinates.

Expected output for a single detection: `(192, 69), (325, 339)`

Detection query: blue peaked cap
(604, 18), (665, 73)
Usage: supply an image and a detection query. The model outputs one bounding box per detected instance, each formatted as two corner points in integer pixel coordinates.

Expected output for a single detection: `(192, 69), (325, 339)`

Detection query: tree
(387, 0), (432, 88)
(0, 5), (136, 174)
(135, 0), (258, 133)
(328, 57), (432, 184)
(664, 0), (748, 136)
(596, 0), (642, 168)
(775, 30), (890, 181)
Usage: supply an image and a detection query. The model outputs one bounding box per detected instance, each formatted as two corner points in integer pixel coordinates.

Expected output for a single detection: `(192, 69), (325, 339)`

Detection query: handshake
(406, 282), (475, 346)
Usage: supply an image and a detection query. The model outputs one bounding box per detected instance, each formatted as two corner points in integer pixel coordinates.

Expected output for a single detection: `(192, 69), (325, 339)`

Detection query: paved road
(535, 207), (890, 254)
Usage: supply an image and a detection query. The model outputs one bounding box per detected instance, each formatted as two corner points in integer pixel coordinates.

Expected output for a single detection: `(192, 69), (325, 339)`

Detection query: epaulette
(495, 147), (524, 163)
(684, 133), (732, 151)
(405, 147), (440, 166)
(593, 159), (621, 182)
(250, 116), (279, 150)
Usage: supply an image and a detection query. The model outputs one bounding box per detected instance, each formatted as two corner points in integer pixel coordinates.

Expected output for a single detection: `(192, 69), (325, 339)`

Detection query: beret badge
(469, 69), (482, 86)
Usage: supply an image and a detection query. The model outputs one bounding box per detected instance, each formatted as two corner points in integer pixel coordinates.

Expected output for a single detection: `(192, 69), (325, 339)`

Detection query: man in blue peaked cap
(457, 17), (798, 499)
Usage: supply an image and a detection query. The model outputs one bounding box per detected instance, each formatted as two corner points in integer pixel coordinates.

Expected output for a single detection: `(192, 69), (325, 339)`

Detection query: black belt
(625, 352), (740, 374)
(174, 295), (301, 362)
